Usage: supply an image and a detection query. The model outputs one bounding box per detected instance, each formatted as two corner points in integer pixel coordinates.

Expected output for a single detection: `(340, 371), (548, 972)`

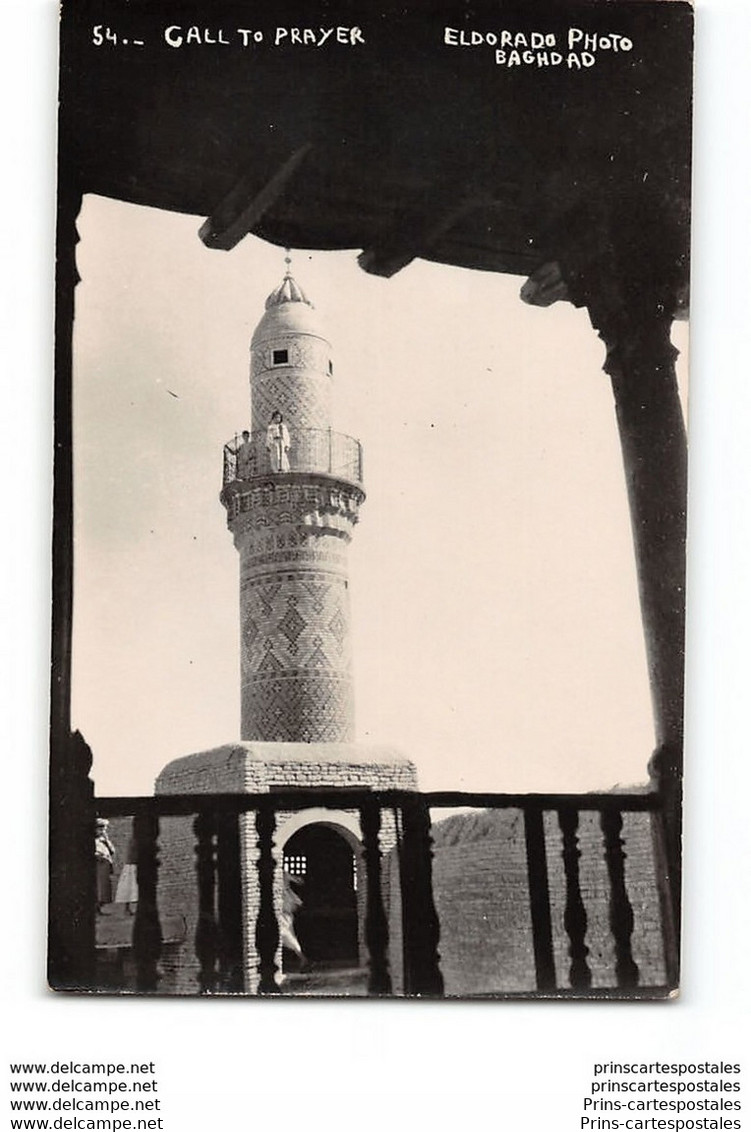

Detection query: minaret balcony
(222, 427), (363, 490)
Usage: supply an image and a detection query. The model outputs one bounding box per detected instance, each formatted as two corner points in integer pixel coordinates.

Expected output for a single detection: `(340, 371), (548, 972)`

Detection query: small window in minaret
(328, 360), (333, 375)
(272, 349), (289, 365)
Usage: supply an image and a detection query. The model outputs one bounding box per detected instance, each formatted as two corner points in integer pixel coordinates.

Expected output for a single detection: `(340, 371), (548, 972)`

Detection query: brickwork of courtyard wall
(427, 806), (667, 996)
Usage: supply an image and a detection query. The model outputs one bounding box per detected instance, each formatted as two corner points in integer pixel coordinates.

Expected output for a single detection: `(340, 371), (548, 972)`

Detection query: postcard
(50, 0), (693, 998)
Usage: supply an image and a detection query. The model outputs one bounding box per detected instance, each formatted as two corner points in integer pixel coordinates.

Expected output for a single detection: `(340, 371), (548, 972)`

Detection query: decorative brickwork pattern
(242, 675), (354, 743)
(250, 330), (332, 432)
(251, 334), (330, 379)
(253, 368), (332, 433)
(229, 473), (361, 744)
(241, 573), (351, 673)
(239, 565), (354, 742)
(225, 478), (363, 534)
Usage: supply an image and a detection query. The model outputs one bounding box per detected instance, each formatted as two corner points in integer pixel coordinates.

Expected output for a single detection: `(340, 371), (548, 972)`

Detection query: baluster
(133, 809), (162, 993)
(399, 797), (443, 996)
(523, 806), (557, 991)
(216, 810), (244, 993)
(557, 806), (592, 989)
(194, 811), (219, 993)
(600, 809), (640, 988)
(255, 803), (280, 994)
(359, 800), (392, 995)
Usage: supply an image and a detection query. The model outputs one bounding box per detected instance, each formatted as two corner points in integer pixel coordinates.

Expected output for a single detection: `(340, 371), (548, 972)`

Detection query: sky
(71, 193), (688, 797)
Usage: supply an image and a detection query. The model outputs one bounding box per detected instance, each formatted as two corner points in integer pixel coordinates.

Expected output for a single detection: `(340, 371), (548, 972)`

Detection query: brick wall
(428, 807), (667, 996)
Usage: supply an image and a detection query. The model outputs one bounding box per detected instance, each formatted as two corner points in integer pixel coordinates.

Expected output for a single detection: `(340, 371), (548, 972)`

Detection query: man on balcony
(236, 430), (254, 480)
(266, 410), (291, 473)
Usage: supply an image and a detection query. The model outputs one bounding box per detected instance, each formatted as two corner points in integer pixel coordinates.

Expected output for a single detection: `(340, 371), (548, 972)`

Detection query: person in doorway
(280, 871), (307, 970)
(235, 429), (254, 480)
(266, 411), (290, 473)
(95, 818), (116, 913)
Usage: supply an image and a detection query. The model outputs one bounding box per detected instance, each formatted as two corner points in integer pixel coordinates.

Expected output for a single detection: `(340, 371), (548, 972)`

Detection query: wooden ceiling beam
(357, 191), (498, 278)
(199, 144), (312, 251)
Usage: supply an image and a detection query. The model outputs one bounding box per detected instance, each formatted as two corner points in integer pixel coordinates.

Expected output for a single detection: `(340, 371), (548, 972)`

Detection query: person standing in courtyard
(94, 818), (116, 912)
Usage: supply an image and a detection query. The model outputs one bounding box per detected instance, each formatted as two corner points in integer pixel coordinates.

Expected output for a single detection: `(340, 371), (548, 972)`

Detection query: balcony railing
(222, 428), (363, 487)
(86, 787), (676, 998)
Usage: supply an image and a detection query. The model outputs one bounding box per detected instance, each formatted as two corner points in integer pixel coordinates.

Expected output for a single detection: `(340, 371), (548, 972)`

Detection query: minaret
(156, 262), (418, 995)
(221, 266), (365, 743)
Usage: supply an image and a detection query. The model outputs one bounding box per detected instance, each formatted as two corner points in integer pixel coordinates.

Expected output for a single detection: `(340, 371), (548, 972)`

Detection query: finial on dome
(265, 249), (313, 310)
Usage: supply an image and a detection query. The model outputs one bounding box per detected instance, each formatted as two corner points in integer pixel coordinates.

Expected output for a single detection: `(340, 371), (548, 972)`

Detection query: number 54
(92, 26), (117, 45)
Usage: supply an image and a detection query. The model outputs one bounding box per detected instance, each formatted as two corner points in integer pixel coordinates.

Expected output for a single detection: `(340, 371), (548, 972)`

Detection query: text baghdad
(443, 27), (634, 68)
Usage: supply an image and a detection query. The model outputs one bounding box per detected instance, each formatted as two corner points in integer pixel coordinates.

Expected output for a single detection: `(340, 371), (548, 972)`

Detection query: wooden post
(360, 799), (392, 995)
(216, 810), (244, 993)
(47, 164), (97, 991)
(523, 806), (557, 991)
(133, 809), (162, 993)
(590, 300), (686, 953)
(399, 797), (443, 996)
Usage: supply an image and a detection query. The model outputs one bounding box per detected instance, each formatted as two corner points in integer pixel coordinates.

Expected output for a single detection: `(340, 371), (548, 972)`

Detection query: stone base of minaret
(154, 743), (417, 994)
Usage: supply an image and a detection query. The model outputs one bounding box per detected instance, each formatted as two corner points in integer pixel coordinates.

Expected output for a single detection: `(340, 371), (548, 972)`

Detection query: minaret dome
(250, 270), (333, 433)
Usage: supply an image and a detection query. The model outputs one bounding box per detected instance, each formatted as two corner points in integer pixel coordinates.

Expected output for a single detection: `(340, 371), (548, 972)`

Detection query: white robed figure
(266, 410), (291, 473)
(281, 871), (307, 969)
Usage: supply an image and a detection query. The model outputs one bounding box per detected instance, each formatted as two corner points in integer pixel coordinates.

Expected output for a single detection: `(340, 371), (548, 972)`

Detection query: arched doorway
(282, 824), (359, 971)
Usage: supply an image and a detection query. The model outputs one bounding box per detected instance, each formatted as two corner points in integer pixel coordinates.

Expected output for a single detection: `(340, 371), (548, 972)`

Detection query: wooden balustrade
(90, 787), (670, 998)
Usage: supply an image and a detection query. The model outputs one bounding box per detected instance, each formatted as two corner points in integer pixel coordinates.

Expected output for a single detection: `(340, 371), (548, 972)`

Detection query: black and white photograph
(46, 0), (698, 1000)
(5, 0), (751, 1122)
